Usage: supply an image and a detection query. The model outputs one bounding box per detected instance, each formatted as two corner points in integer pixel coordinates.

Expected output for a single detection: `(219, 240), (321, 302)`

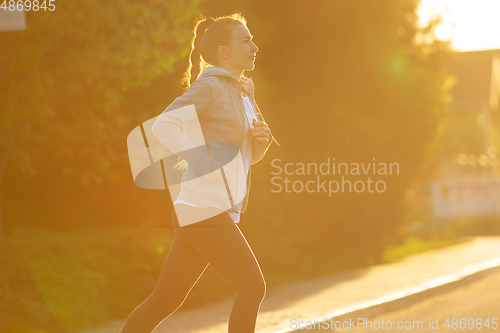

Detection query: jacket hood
(196, 65), (280, 146)
(197, 65), (254, 97)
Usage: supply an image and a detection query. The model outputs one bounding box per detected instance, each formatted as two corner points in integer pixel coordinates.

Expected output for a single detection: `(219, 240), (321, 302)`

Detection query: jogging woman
(120, 13), (279, 333)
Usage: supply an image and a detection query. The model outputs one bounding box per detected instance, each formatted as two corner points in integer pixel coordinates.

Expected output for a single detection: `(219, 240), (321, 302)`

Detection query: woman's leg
(120, 204), (266, 333)
(119, 219), (209, 333)
(174, 206), (266, 333)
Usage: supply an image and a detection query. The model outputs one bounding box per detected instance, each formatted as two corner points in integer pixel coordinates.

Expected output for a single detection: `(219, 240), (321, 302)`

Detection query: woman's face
(223, 23), (259, 72)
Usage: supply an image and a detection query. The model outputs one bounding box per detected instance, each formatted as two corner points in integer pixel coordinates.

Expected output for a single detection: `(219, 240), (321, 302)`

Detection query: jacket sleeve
(151, 77), (223, 177)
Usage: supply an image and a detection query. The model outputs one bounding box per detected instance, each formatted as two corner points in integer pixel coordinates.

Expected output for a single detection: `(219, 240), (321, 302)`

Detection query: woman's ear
(218, 46), (229, 58)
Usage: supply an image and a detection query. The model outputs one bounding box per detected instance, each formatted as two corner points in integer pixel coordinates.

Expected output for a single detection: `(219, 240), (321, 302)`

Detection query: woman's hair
(173, 13), (251, 173)
(181, 13), (248, 88)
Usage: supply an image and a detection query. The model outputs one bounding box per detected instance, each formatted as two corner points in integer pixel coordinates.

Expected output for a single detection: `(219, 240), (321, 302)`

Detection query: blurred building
(441, 48), (500, 178)
(406, 49), (500, 228)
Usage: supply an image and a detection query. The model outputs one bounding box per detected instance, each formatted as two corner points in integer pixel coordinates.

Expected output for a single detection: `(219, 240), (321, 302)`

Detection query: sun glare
(417, 0), (500, 52)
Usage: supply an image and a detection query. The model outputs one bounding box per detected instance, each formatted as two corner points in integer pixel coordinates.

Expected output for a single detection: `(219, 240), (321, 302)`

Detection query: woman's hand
(249, 119), (272, 147)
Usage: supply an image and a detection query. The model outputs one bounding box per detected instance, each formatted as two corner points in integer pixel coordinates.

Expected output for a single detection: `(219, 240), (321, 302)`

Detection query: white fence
(432, 177), (500, 219)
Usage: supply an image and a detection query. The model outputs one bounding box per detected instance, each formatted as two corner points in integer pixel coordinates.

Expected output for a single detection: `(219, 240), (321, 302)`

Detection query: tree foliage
(0, 0), (205, 231)
(205, 0), (457, 260)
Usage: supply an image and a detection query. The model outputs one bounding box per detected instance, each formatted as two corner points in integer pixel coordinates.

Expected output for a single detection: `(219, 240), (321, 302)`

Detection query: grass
(0, 225), (171, 333)
(382, 232), (468, 264)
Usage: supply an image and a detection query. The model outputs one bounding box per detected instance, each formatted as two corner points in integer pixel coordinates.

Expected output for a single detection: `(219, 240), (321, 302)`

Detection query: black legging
(119, 203), (266, 333)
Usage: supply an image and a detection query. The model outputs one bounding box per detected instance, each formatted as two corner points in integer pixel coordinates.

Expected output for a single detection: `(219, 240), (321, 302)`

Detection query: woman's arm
(152, 77), (222, 176)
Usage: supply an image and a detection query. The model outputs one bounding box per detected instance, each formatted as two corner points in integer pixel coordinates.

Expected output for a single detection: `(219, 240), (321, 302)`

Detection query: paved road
(348, 269), (500, 333)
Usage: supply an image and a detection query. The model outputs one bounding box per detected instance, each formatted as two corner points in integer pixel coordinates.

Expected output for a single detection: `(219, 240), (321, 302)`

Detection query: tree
(0, 0), (205, 234)
(0, 1), (206, 331)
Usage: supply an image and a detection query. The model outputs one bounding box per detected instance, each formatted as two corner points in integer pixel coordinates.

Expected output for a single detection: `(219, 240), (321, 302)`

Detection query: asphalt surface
(350, 269), (500, 333)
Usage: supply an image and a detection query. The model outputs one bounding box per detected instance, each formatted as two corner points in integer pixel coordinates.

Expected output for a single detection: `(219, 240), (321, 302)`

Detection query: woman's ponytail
(188, 17), (215, 86)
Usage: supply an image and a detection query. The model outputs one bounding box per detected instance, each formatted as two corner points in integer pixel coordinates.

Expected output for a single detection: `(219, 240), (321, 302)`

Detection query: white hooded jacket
(151, 66), (279, 225)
